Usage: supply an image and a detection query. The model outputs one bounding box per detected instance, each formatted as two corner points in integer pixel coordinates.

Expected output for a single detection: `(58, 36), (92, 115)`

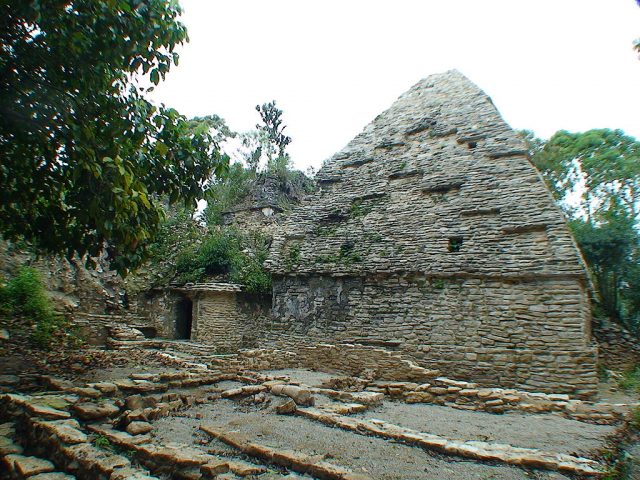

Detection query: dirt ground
(357, 402), (614, 458)
(153, 398), (571, 480)
(148, 369), (621, 480)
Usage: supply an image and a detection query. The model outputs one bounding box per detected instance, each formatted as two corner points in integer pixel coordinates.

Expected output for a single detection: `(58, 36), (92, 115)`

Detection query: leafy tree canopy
(524, 129), (640, 330)
(0, 0), (227, 273)
(529, 129), (640, 222)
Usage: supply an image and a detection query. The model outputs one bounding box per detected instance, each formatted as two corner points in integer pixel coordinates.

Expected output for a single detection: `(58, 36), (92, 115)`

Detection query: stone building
(169, 282), (270, 351)
(221, 176), (284, 233)
(265, 70), (598, 397)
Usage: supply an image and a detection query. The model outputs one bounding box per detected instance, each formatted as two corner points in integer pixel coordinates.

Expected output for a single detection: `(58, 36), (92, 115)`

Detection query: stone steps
(293, 407), (606, 477)
(0, 394), (159, 480)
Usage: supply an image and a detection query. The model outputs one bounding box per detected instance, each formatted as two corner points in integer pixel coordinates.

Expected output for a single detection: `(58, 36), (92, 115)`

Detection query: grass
(619, 366), (640, 393)
(94, 434), (112, 450)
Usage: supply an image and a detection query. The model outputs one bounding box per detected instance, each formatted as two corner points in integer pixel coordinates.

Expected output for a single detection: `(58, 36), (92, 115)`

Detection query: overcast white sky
(151, 0), (640, 171)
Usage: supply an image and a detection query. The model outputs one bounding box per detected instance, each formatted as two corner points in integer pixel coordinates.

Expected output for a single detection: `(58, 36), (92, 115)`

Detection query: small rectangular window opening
(448, 237), (463, 252)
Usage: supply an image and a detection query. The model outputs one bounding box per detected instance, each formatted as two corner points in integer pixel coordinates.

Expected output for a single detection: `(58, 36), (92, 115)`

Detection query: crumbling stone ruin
(1, 360), (619, 479)
(221, 173), (313, 234)
(5, 70), (640, 480)
(265, 70), (597, 397)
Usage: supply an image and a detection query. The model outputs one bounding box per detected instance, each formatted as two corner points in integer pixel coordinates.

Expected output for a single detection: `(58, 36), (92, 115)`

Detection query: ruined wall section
(593, 319), (640, 372)
(187, 289), (270, 352)
(269, 275), (596, 396)
(265, 71), (597, 397)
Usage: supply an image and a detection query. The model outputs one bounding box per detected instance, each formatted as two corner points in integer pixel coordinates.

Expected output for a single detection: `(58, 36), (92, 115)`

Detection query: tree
(531, 129), (640, 222)
(525, 129), (640, 330)
(569, 207), (638, 324)
(255, 100), (292, 160)
(0, 1), (227, 273)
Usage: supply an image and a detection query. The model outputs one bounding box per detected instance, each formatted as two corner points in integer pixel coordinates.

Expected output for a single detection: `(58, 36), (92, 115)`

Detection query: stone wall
(133, 289), (183, 339)
(593, 318), (640, 372)
(264, 71), (598, 397)
(190, 291), (270, 352)
(268, 274), (597, 397)
(234, 342), (440, 382)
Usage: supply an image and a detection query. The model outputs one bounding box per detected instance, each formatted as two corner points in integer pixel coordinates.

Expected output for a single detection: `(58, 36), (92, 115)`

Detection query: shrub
(174, 250), (205, 285)
(3, 267), (51, 319)
(230, 258), (272, 294)
(198, 231), (240, 275)
(0, 267), (70, 348)
(174, 229), (272, 295)
(619, 365), (640, 393)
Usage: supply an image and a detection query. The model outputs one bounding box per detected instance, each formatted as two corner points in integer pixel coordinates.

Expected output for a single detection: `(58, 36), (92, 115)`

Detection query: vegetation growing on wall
(0, 267), (73, 348)
(203, 164), (256, 226)
(174, 229), (272, 294)
(203, 101), (314, 227)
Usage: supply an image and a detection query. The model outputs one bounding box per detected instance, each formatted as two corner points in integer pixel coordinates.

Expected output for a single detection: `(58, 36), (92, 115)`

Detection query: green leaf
(155, 141), (169, 156)
(150, 69), (159, 85)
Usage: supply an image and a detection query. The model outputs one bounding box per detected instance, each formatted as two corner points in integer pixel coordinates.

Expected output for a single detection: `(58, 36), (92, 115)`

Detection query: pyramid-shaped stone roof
(266, 71), (586, 280)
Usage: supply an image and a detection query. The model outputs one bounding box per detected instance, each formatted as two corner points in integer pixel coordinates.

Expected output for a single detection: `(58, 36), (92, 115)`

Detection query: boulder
(72, 401), (120, 420)
(126, 421), (153, 435)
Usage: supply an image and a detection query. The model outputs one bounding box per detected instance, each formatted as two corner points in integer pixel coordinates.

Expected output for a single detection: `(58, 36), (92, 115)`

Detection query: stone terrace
(1, 338), (637, 479)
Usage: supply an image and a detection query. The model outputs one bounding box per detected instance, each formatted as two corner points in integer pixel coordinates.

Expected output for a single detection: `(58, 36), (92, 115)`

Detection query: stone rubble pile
(1, 340), (631, 479)
(368, 378), (636, 424)
(1, 363), (345, 479)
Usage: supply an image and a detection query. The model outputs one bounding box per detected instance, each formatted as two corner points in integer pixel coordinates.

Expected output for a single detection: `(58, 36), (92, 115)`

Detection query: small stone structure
(222, 173), (312, 235)
(265, 71), (598, 397)
(172, 283), (269, 351)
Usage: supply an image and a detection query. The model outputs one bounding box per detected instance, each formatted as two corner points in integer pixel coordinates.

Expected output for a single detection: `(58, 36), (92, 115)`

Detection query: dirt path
(357, 401), (615, 458)
(152, 398), (573, 480)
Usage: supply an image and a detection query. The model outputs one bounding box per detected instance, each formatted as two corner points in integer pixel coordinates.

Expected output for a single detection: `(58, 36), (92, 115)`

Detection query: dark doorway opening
(176, 297), (193, 340)
(137, 327), (157, 339)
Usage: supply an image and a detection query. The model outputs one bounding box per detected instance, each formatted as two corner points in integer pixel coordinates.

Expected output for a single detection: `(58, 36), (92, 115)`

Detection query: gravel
(152, 398), (572, 480)
(356, 401), (615, 458)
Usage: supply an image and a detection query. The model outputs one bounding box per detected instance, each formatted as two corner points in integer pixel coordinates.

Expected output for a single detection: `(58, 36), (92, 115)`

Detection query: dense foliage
(0, 1), (227, 273)
(524, 129), (640, 331)
(0, 267), (71, 347)
(125, 102), (311, 297)
(174, 229), (272, 294)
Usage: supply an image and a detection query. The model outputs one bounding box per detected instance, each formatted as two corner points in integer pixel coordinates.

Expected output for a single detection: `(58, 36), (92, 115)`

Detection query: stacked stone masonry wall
(268, 274), (597, 397)
(191, 292), (270, 352)
(593, 319), (640, 372)
(263, 71), (598, 397)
